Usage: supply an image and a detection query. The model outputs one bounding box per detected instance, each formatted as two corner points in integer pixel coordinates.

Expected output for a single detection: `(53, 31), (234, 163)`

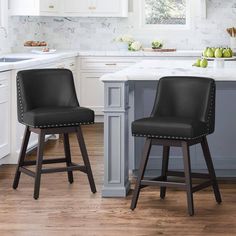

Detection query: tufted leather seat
(130, 76), (221, 216)
(132, 77), (215, 140)
(17, 69), (94, 128)
(13, 69), (96, 199)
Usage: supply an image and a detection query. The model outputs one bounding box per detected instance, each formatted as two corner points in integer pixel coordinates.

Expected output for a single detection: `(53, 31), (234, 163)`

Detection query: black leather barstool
(130, 76), (222, 216)
(13, 69), (96, 199)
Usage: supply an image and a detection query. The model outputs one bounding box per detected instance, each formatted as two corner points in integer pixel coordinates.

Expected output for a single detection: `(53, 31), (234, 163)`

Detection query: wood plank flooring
(0, 124), (236, 236)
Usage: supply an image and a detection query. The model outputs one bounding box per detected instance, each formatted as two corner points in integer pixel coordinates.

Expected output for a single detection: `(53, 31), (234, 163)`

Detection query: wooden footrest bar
(19, 164), (87, 177)
(41, 165), (86, 174)
(23, 158), (67, 166)
(192, 180), (213, 193)
(167, 171), (210, 179)
(141, 180), (187, 189)
(19, 167), (35, 177)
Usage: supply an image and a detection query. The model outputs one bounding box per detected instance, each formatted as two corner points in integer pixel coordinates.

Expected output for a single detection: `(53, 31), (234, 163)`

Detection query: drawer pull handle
(70, 63), (75, 66)
(49, 5), (54, 9)
(88, 6), (96, 10)
(105, 63), (117, 66)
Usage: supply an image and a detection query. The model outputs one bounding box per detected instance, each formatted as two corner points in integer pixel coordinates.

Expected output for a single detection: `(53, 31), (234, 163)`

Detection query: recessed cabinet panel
(0, 73), (10, 160)
(93, 0), (121, 14)
(80, 72), (104, 115)
(64, 0), (89, 14)
(9, 0), (39, 15)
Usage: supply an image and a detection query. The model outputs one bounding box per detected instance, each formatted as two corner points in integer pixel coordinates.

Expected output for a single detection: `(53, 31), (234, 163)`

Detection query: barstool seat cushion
(132, 116), (208, 140)
(23, 106), (94, 128)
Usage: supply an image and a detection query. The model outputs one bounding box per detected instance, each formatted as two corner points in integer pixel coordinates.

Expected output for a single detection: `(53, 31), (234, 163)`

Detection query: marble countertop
(78, 50), (202, 57)
(0, 50), (203, 73)
(101, 59), (236, 82)
(0, 50), (78, 72)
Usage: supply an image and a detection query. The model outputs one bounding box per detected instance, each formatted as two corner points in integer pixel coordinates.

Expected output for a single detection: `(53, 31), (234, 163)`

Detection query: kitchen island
(101, 59), (236, 197)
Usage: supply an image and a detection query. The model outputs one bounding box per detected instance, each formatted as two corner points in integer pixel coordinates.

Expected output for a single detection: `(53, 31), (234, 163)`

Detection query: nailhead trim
(206, 81), (215, 134)
(132, 133), (208, 140)
(34, 122), (94, 128)
(17, 76), (24, 122)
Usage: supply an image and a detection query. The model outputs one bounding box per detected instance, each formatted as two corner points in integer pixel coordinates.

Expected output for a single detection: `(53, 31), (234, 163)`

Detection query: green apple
(203, 48), (208, 57)
(200, 58), (208, 68)
(223, 49), (231, 58)
(215, 48), (223, 58)
(192, 58), (201, 67)
(211, 47), (216, 55)
(228, 48), (233, 57)
(206, 48), (214, 58)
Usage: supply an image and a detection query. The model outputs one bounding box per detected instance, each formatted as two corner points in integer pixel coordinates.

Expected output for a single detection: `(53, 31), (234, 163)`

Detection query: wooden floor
(0, 124), (236, 236)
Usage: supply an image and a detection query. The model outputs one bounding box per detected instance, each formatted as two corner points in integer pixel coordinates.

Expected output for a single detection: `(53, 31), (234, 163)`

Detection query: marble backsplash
(9, 0), (236, 52)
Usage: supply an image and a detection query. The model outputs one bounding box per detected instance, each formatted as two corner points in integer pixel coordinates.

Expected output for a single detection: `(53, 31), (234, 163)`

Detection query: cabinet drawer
(80, 57), (138, 71)
(0, 80), (9, 103)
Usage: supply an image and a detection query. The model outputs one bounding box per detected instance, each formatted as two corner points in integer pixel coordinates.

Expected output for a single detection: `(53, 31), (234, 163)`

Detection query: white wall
(9, 0), (236, 52)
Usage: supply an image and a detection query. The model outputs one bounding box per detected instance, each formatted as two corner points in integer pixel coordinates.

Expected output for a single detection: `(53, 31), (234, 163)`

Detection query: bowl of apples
(202, 47), (235, 68)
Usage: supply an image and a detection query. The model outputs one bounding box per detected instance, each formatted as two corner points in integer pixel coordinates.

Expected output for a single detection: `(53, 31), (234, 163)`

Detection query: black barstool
(13, 69), (96, 199)
(130, 76), (222, 216)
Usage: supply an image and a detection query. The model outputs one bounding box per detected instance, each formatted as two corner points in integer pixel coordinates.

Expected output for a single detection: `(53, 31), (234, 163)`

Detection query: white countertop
(78, 50), (202, 57)
(0, 50), (78, 72)
(0, 50), (202, 73)
(100, 59), (236, 82)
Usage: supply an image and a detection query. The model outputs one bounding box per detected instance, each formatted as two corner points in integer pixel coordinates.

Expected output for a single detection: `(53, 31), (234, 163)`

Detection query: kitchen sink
(0, 57), (32, 62)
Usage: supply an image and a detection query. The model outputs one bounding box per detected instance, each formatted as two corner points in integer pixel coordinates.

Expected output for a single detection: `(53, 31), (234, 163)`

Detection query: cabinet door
(93, 0), (121, 15)
(0, 78), (10, 159)
(64, 0), (90, 14)
(80, 72), (104, 115)
(9, 0), (39, 15)
(40, 0), (60, 13)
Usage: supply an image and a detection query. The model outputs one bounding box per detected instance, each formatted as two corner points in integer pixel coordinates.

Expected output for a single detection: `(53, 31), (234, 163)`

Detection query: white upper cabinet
(9, 0), (128, 17)
(9, 0), (61, 16)
(64, 0), (128, 17)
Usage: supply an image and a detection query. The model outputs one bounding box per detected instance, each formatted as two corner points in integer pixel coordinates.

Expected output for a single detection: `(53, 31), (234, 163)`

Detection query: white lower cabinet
(78, 57), (140, 118)
(0, 72), (10, 160)
(80, 72), (105, 116)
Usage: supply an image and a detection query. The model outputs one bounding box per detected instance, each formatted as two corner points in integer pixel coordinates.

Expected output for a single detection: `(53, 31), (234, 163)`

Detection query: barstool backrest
(17, 68), (79, 119)
(151, 76), (215, 133)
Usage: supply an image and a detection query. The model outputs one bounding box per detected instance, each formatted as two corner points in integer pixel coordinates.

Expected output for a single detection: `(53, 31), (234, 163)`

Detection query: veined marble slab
(101, 59), (236, 82)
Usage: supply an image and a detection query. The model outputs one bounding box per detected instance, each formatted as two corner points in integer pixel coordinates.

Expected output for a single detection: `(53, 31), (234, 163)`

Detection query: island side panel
(102, 81), (130, 197)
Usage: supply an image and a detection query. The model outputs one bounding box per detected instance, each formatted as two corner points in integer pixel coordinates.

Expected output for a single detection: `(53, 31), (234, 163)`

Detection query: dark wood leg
(131, 138), (152, 210)
(201, 136), (222, 204)
(182, 141), (194, 216)
(63, 133), (74, 184)
(76, 126), (96, 193)
(160, 146), (170, 199)
(13, 126), (31, 189)
(34, 130), (45, 200)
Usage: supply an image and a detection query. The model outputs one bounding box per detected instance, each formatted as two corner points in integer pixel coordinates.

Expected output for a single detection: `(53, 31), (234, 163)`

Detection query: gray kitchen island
(101, 59), (236, 197)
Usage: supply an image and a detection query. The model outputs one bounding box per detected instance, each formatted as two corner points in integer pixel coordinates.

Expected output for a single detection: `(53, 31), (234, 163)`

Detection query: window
(141, 0), (190, 28)
(0, 0), (7, 28)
